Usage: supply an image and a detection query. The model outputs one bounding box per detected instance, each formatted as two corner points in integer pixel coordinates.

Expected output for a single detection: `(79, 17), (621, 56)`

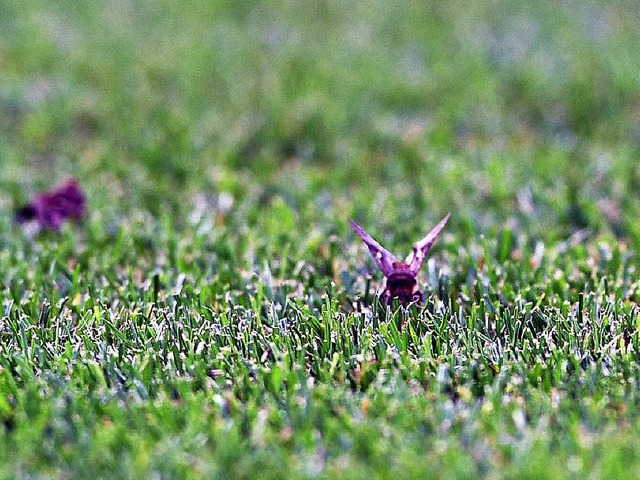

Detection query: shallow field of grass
(2, 1), (640, 478)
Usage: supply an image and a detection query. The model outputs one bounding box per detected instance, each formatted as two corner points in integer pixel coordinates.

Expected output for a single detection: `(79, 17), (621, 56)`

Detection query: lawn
(2, 1), (640, 478)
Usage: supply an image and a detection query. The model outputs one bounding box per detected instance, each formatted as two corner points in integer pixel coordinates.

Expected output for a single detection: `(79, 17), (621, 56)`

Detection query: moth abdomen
(382, 271), (421, 305)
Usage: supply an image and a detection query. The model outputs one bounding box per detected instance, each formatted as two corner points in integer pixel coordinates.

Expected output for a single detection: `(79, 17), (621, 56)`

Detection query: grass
(2, 0), (640, 478)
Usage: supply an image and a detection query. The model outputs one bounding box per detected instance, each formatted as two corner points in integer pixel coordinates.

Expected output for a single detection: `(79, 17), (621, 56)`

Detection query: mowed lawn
(2, 1), (640, 478)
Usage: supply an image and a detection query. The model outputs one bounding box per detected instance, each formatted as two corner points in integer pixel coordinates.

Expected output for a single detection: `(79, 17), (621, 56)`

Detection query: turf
(2, 1), (640, 478)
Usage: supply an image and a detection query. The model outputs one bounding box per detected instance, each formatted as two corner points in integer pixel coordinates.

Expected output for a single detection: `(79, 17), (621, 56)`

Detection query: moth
(16, 179), (86, 232)
(349, 214), (450, 305)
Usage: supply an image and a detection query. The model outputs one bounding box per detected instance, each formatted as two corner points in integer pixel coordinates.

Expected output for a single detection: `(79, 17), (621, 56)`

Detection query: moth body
(381, 265), (422, 305)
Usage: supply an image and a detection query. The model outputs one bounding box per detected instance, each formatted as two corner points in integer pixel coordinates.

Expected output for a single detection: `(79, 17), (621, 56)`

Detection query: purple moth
(349, 214), (450, 305)
(16, 179), (86, 232)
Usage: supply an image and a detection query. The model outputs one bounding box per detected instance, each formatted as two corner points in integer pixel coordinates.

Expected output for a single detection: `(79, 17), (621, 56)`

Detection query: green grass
(2, 0), (640, 478)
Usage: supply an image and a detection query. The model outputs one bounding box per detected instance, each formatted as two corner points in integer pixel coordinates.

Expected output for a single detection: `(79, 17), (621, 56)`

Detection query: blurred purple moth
(16, 179), (86, 232)
(349, 214), (450, 305)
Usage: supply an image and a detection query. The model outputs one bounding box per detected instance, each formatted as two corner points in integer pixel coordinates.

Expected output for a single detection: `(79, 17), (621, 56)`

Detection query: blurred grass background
(2, 0), (639, 241)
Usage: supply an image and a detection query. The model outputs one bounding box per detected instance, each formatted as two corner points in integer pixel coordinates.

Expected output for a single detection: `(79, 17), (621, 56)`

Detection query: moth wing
(349, 220), (397, 276)
(405, 213), (450, 275)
